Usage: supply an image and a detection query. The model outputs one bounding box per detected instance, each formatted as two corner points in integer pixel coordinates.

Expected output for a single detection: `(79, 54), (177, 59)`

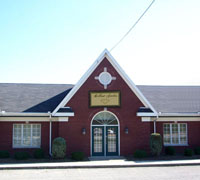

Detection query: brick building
(0, 49), (200, 156)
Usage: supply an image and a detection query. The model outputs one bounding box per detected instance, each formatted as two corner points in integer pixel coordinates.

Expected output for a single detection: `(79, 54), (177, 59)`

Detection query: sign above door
(89, 91), (120, 107)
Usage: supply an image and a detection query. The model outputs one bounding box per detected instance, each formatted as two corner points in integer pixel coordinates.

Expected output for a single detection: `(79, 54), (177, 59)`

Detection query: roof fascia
(54, 112), (74, 117)
(158, 112), (200, 117)
(138, 112), (200, 117)
(0, 112), (50, 117)
(137, 112), (157, 117)
(52, 49), (157, 115)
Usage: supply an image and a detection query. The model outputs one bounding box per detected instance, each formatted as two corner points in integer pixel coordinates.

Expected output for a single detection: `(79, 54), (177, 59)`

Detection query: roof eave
(0, 112), (50, 117)
(137, 112), (157, 117)
(137, 112), (200, 117)
(53, 112), (74, 117)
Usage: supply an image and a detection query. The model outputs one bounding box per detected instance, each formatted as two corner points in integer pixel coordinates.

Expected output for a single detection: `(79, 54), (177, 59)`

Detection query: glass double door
(92, 126), (118, 156)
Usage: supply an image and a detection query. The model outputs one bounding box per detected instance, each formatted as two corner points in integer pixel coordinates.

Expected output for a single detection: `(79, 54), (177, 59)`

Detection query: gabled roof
(52, 49), (157, 115)
(0, 83), (73, 113)
(0, 84), (200, 115)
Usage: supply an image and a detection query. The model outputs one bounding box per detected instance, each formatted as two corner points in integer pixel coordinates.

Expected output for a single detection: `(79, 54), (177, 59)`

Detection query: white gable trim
(104, 51), (157, 114)
(52, 49), (157, 115)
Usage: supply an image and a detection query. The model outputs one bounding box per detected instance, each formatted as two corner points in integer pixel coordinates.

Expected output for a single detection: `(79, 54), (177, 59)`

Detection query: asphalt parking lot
(1, 166), (200, 180)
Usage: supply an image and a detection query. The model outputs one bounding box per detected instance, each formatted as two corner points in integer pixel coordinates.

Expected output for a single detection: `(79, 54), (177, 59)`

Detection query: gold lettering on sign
(90, 91), (120, 107)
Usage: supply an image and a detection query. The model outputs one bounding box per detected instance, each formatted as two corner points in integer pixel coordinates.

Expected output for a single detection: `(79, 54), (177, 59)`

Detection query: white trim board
(0, 112), (50, 117)
(138, 112), (200, 117)
(141, 117), (200, 122)
(0, 112), (74, 117)
(54, 112), (74, 117)
(137, 112), (157, 117)
(52, 49), (157, 115)
(0, 117), (69, 122)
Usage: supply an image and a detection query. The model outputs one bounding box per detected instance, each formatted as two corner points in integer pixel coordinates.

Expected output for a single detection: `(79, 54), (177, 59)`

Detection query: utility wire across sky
(110, 0), (155, 52)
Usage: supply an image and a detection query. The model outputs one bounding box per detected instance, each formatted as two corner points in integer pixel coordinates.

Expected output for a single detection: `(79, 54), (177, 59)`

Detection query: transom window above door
(92, 111), (118, 125)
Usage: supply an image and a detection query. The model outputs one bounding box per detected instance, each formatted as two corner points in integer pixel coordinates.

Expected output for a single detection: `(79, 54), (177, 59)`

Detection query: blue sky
(1, 0), (200, 85)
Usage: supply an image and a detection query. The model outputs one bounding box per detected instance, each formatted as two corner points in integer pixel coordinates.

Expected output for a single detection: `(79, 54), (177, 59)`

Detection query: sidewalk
(0, 157), (200, 169)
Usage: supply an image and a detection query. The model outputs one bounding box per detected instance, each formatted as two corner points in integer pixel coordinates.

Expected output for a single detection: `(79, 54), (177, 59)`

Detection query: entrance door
(91, 111), (119, 156)
(92, 126), (104, 156)
(106, 126), (118, 156)
(92, 126), (118, 156)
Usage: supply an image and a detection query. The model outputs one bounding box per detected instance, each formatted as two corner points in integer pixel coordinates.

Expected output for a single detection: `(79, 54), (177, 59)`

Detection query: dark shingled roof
(57, 107), (74, 113)
(0, 83), (200, 113)
(138, 107), (153, 113)
(137, 85), (200, 113)
(0, 83), (73, 113)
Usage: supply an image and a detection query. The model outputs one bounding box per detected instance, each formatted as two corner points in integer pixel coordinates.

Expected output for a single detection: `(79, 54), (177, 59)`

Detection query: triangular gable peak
(52, 49), (157, 115)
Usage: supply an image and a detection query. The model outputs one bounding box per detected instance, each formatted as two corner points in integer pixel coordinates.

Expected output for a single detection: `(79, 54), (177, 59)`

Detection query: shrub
(133, 150), (147, 158)
(0, 150), (10, 158)
(33, 148), (45, 159)
(165, 146), (176, 155)
(150, 133), (162, 156)
(52, 137), (66, 159)
(14, 151), (30, 160)
(71, 151), (85, 161)
(194, 147), (200, 155)
(184, 148), (194, 156)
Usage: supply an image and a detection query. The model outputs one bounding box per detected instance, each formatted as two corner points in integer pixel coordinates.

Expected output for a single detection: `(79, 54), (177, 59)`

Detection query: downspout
(48, 111), (52, 156)
(153, 113), (159, 133)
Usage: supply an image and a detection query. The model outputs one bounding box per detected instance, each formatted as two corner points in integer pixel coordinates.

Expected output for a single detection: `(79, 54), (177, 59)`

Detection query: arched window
(92, 111), (118, 125)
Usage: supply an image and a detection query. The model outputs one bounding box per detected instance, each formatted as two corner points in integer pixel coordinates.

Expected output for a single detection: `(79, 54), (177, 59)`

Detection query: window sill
(13, 146), (41, 149)
(164, 144), (188, 147)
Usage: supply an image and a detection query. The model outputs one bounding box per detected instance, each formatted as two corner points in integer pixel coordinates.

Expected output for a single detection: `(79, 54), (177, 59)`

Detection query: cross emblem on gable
(95, 67), (116, 89)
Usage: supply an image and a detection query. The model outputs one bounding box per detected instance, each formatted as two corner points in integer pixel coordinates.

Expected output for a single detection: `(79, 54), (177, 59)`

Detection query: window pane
(180, 124), (187, 144)
(163, 124), (170, 144)
(163, 123), (187, 146)
(13, 124), (22, 146)
(172, 124), (179, 144)
(23, 124), (31, 146)
(92, 112), (118, 125)
(107, 127), (117, 152)
(13, 124), (41, 148)
(93, 128), (103, 153)
(32, 124), (41, 147)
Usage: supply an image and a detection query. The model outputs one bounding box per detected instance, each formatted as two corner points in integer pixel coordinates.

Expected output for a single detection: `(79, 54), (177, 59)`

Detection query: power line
(110, 0), (155, 52)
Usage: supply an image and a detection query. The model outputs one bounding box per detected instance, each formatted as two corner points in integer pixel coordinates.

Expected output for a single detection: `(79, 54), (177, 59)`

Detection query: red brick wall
(59, 57), (153, 156)
(0, 122), (12, 151)
(156, 121), (200, 153)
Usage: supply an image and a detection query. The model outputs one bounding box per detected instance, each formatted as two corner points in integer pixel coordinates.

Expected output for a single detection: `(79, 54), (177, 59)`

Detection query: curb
(1, 162), (200, 170)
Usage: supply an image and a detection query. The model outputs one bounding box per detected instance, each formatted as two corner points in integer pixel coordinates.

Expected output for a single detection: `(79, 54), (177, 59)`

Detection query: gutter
(0, 111), (74, 117)
(153, 114), (159, 133)
(48, 111), (52, 157)
(137, 112), (200, 117)
(157, 112), (200, 117)
(0, 112), (50, 117)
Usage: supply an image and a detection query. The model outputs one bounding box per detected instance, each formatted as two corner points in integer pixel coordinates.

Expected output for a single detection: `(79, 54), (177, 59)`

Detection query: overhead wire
(110, 0), (155, 52)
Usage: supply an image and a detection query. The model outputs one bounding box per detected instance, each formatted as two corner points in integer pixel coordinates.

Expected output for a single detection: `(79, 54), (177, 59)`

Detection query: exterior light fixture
(125, 127), (128, 134)
(82, 128), (86, 135)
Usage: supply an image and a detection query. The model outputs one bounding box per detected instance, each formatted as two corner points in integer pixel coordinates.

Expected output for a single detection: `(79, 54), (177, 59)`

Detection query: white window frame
(163, 123), (188, 146)
(13, 124), (41, 148)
